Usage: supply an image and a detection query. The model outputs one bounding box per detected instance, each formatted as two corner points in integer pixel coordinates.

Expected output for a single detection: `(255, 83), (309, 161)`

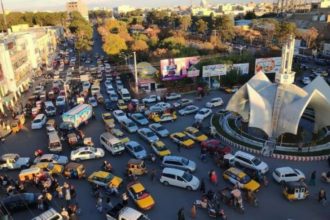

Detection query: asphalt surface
(1, 31), (330, 220)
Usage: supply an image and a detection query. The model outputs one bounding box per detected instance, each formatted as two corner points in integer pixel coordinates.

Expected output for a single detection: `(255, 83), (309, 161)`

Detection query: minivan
(31, 208), (63, 220)
(120, 88), (131, 101)
(44, 101), (56, 116)
(100, 132), (125, 155)
(160, 168), (200, 191)
(162, 156), (196, 172)
(48, 131), (62, 152)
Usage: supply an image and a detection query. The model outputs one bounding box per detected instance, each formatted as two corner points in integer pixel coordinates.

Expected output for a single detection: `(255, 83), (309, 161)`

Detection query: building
(113, 5), (135, 16)
(226, 36), (330, 152)
(0, 25), (62, 114)
(320, 0), (330, 8)
(66, 0), (89, 21)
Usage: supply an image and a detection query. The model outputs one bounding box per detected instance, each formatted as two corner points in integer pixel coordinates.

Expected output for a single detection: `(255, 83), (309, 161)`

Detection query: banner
(229, 63), (249, 75)
(202, 64), (226, 77)
(255, 57), (281, 74)
(187, 66), (200, 77)
(160, 56), (200, 81)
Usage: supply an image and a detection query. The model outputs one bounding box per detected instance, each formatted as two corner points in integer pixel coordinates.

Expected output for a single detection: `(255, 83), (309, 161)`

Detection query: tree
(244, 11), (257, 20)
(276, 21), (296, 44)
(196, 19), (208, 34)
(222, 68), (240, 87)
(148, 36), (159, 48)
(301, 27), (318, 48)
(179, 15), (191, 31)
(215, 15), (235, 42)
(131, 39), (149, 51)
(103, 34), (127, 55)
(161, 36), (186, 49)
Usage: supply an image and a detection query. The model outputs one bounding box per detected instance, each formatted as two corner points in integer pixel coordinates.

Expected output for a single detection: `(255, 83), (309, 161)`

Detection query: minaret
(275, 35), (296, 85)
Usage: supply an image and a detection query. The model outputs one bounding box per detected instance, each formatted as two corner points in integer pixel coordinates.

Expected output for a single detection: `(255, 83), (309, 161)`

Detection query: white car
(229, 151), (269, 174)
(88, 97), (98, 107)
(137, 128), (159, 143)
(149, 102), (171, 112)
(70, 147), (105, 161)
(0, 154), (31, 170)
(194, 108), (212, 121)
(113, 110), (128, 122)
(104, 80), (112, 88)
(166, 93), (181, 100)
(106, 87), (115, 94)
(178, 105), (199, 116)
(31, 114), (47, 129)
(109, 91), (118, 101)
(56, 96), (66, 106)
(206, 98), (223, 108)
(120, 119), (138, 133)
(34, 154), (68, 165)
(142, 95), (160, 104)
(272, 167), (305, 183)
(160, 168), (200, 191)
(149, 123), (170, 137)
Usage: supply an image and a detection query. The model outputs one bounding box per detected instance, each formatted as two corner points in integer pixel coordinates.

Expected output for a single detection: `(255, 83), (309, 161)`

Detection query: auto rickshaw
(283, 181), (309, 201)
(63, 162), (86, 179)
(19, 167), (44, 183)
(126, 159), (148, 176)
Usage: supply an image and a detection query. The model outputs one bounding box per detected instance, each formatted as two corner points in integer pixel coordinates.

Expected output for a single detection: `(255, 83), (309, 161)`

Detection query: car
(102, 113), (115, 128)
(120, 118), (138, 133)
(88, 97), (98, 107)
(124, 141), (147, 159)
(184, 126), (208, 142)
(224, 87), (239, 94)
(109, 91), (118, 101)
(106, 86), (115, 94)
(137, 128), (159, 143)
(206, 97), (224, 108)
(70, 147), (105, 161)
(149, 123), (169, 137)
(55, 96), (66, 106)
(302, 77), (311, 85)
(0, 193), (40, 213)
(111, 128), (130, 143)
(160, 167), (200, 191)
(104, 80), (112, 88)
(32, 162), (64, 175)
(88, 171), (123, 189)
(165, 92), (181, 100)
(149, 102), (171, 112)
(272, 167), (305, 183)
(151, 141), (171, 157)
(178, 105), (199, 116)
(0, 153), (31, 170)
(162, 156), (196, 172)
(113, 110), (128, 122)
(230, 151), (269, 174)
(223, 167), (260, 192)
(31, 114), (47, 129)
(194, 108), (212, 121)
(117, 99), (128, 111)
(172, 99), (193, 109)
(130, 113), (149, 125)
(169, 132), (195, 148)
(103, 99), (116, 111)
(127, 181), (155, 210)
(149, 112), (177, 123)
(34, 154), (68, 165)
(82, 81), (90, 91)
(142, 95), (160, 104)
(201, 139), (231, 155)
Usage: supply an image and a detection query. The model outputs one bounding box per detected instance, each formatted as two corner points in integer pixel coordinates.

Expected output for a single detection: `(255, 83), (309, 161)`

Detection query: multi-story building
(0, 25), (62, 114)
(113, 5), (136, 16)
(66, 0), (89, 21)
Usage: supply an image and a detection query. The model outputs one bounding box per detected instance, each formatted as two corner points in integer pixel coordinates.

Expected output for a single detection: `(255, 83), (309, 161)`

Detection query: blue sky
(4, 0), (269, 11)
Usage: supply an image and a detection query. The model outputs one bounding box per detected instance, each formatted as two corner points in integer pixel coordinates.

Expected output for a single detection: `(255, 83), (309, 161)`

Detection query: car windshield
(182, 172), (193, 182)
(134, 145), (143, 152)
(146, 132), (154, 137)
(240, 175), (251, 184)
(156, 126), (165, 131)
(135, 115), (143, 120)
(117, 112), (124, 116)
(128, 122), (135, 127)
(181, 158), (189, 165)
(113, 143), (123, 149)
(252, 157), (262, 166)
(33, 119), (41, 123)
(105, 173), (114, 181)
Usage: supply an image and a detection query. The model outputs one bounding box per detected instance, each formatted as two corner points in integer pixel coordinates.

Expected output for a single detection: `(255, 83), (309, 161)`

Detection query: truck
(62, 104), (93, 128)
(106, 203), (149, 220)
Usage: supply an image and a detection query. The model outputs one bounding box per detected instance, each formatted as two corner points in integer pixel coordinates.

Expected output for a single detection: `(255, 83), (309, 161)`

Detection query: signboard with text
(202, 64), (226, 77)
(160, 56), (200, 81)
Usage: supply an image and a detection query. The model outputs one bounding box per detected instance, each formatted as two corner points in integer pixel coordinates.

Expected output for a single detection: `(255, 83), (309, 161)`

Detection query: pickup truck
(106, 203), (149, 220)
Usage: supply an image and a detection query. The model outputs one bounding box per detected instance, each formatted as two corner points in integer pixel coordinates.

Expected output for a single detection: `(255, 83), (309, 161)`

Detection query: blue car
(124, 141), (147, 159)
(130, 113), (149, 126)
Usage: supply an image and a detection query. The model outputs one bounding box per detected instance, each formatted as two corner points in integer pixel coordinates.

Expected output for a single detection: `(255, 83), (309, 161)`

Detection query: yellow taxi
(223, 167), (260, 192)
(32, 162), (64, 175)
(111, 128), (130, 143)
(151, 141), (171, 157)
(170, 132), (195, 148)
(184, 126), (208, 142)
(149, 112), (177, 123)
(127, 181), (155, 210)
(88, 171), (123, 189)
(117, 99), (128, 111)
(102, 113), (115, 129)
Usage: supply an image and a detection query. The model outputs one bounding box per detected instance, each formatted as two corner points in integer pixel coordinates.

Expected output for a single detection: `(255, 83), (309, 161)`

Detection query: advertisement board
(231, 63), (250, 75)
(255, 57), (281, 74)
(160, 56), (200, 81)
(202, 64), (226, 77)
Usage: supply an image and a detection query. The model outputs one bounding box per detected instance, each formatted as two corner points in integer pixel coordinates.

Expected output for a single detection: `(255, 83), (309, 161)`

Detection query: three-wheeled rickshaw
(283, 181), (309, 201)
(63, 162), (86, 179)
(126, 159), (148, 176)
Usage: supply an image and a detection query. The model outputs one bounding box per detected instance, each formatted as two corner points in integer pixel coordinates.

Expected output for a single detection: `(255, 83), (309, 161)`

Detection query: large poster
(160, 56), (200, 81)
(255, 57), (281, 74)
(202, 64), (226, 77)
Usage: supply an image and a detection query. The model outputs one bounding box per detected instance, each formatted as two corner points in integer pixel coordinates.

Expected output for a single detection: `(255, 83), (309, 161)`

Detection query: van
(48, 132), (62, 152)
(31, 208), (63, 220)
(100, 132), (125, 155)
(119, 88), (131, 101)
(44, 101), (56, 116)
(162, 156), (196, 172)
(160, 167), (200, 191)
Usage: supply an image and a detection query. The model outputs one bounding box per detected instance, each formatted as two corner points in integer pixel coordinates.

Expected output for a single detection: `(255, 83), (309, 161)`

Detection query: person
(209, 170), (218, 186)
(122, 192), (129, 206)
(191, 204), (197, 218)
(309, 171), (316, 186)
(200, 178), (206, 194)
(200, 147), (207, 162)
(64, 183), (71, 205)
(96, 196), (103, 213)
(61, 207), (70, 220)
(246, 190), (256, 205)
(178, 207), (185, 220)
(318, 188), (327, 206)
(150, 168), (157, 182)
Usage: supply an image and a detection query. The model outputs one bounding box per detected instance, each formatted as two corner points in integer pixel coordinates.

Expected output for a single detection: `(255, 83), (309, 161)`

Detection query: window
(163, 173), (175, 179)
(285, 173), (297, 178)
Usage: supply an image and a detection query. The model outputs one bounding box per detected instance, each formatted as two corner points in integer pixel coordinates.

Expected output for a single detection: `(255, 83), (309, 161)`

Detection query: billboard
(231, 63), (249, 75)
(160, 56), (200, 81)
(202, 64), (226, 77)
(255, 57), (281, 74)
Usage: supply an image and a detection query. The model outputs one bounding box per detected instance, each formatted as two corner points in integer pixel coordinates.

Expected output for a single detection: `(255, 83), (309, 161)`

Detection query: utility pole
(133, 51), (138, 93)
(1, 0), (8, 33)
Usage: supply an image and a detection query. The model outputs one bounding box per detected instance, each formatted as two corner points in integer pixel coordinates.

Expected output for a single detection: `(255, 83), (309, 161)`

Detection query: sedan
(82, 81), (90, 91)
(184, 126), (208, 142)
(151, 141), (171, 157)
(55, 96), (66, 106)
(149, 123), (170, 137)
(223, 167), (260, 192)
(206, 98), (223, 108)
(142, 95), (160, 104)
(173, 99), (193, 109)
(70, 147), (105, 162)
(34, 154), (68, 165)
(170, 132), (195, 148)
(149, 102), (171, 112)
(137, 128), (159, 143)
(178, 105), (199, 116)
(272, 167), (305, 183)
(120, 118), (138, 133)
(127, 181), (155, 210)
(194, 108), (212, 121)
(165, 92), (181, 100)
(1, 193), (40, 213)
(125, 141), (147, 159)
(113, 110), (128, 122)
(130, 113), (149, 125)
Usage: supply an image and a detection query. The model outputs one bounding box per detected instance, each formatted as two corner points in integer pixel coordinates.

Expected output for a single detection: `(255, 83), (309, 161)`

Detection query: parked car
(34, 154), (68, 165)
(0, 153), (31, 170)
(162, 156), (196, 172)
(127, 181), (155, 210)
(124, 141), (147, 159)
(178, 105), (199, 116)
(272, 167), (305, 183)
(194, 108), (212, 121)
(149, 123), (170, 137)
(206, 98), (223, 108)
(137, 128), (159, 143)
(70, 147), (105, 161)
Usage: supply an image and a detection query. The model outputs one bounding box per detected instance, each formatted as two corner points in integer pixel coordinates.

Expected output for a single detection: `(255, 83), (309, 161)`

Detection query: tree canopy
(103, 34), (127, 55)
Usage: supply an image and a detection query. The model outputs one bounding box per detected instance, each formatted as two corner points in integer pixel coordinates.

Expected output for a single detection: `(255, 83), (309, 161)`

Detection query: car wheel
(186, 186), (193, 191)
(163, 181), (169, 186)
(76, 158), (81, 162)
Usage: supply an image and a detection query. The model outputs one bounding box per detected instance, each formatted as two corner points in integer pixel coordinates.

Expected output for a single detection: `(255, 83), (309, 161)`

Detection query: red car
(201, 139), (231, 155)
